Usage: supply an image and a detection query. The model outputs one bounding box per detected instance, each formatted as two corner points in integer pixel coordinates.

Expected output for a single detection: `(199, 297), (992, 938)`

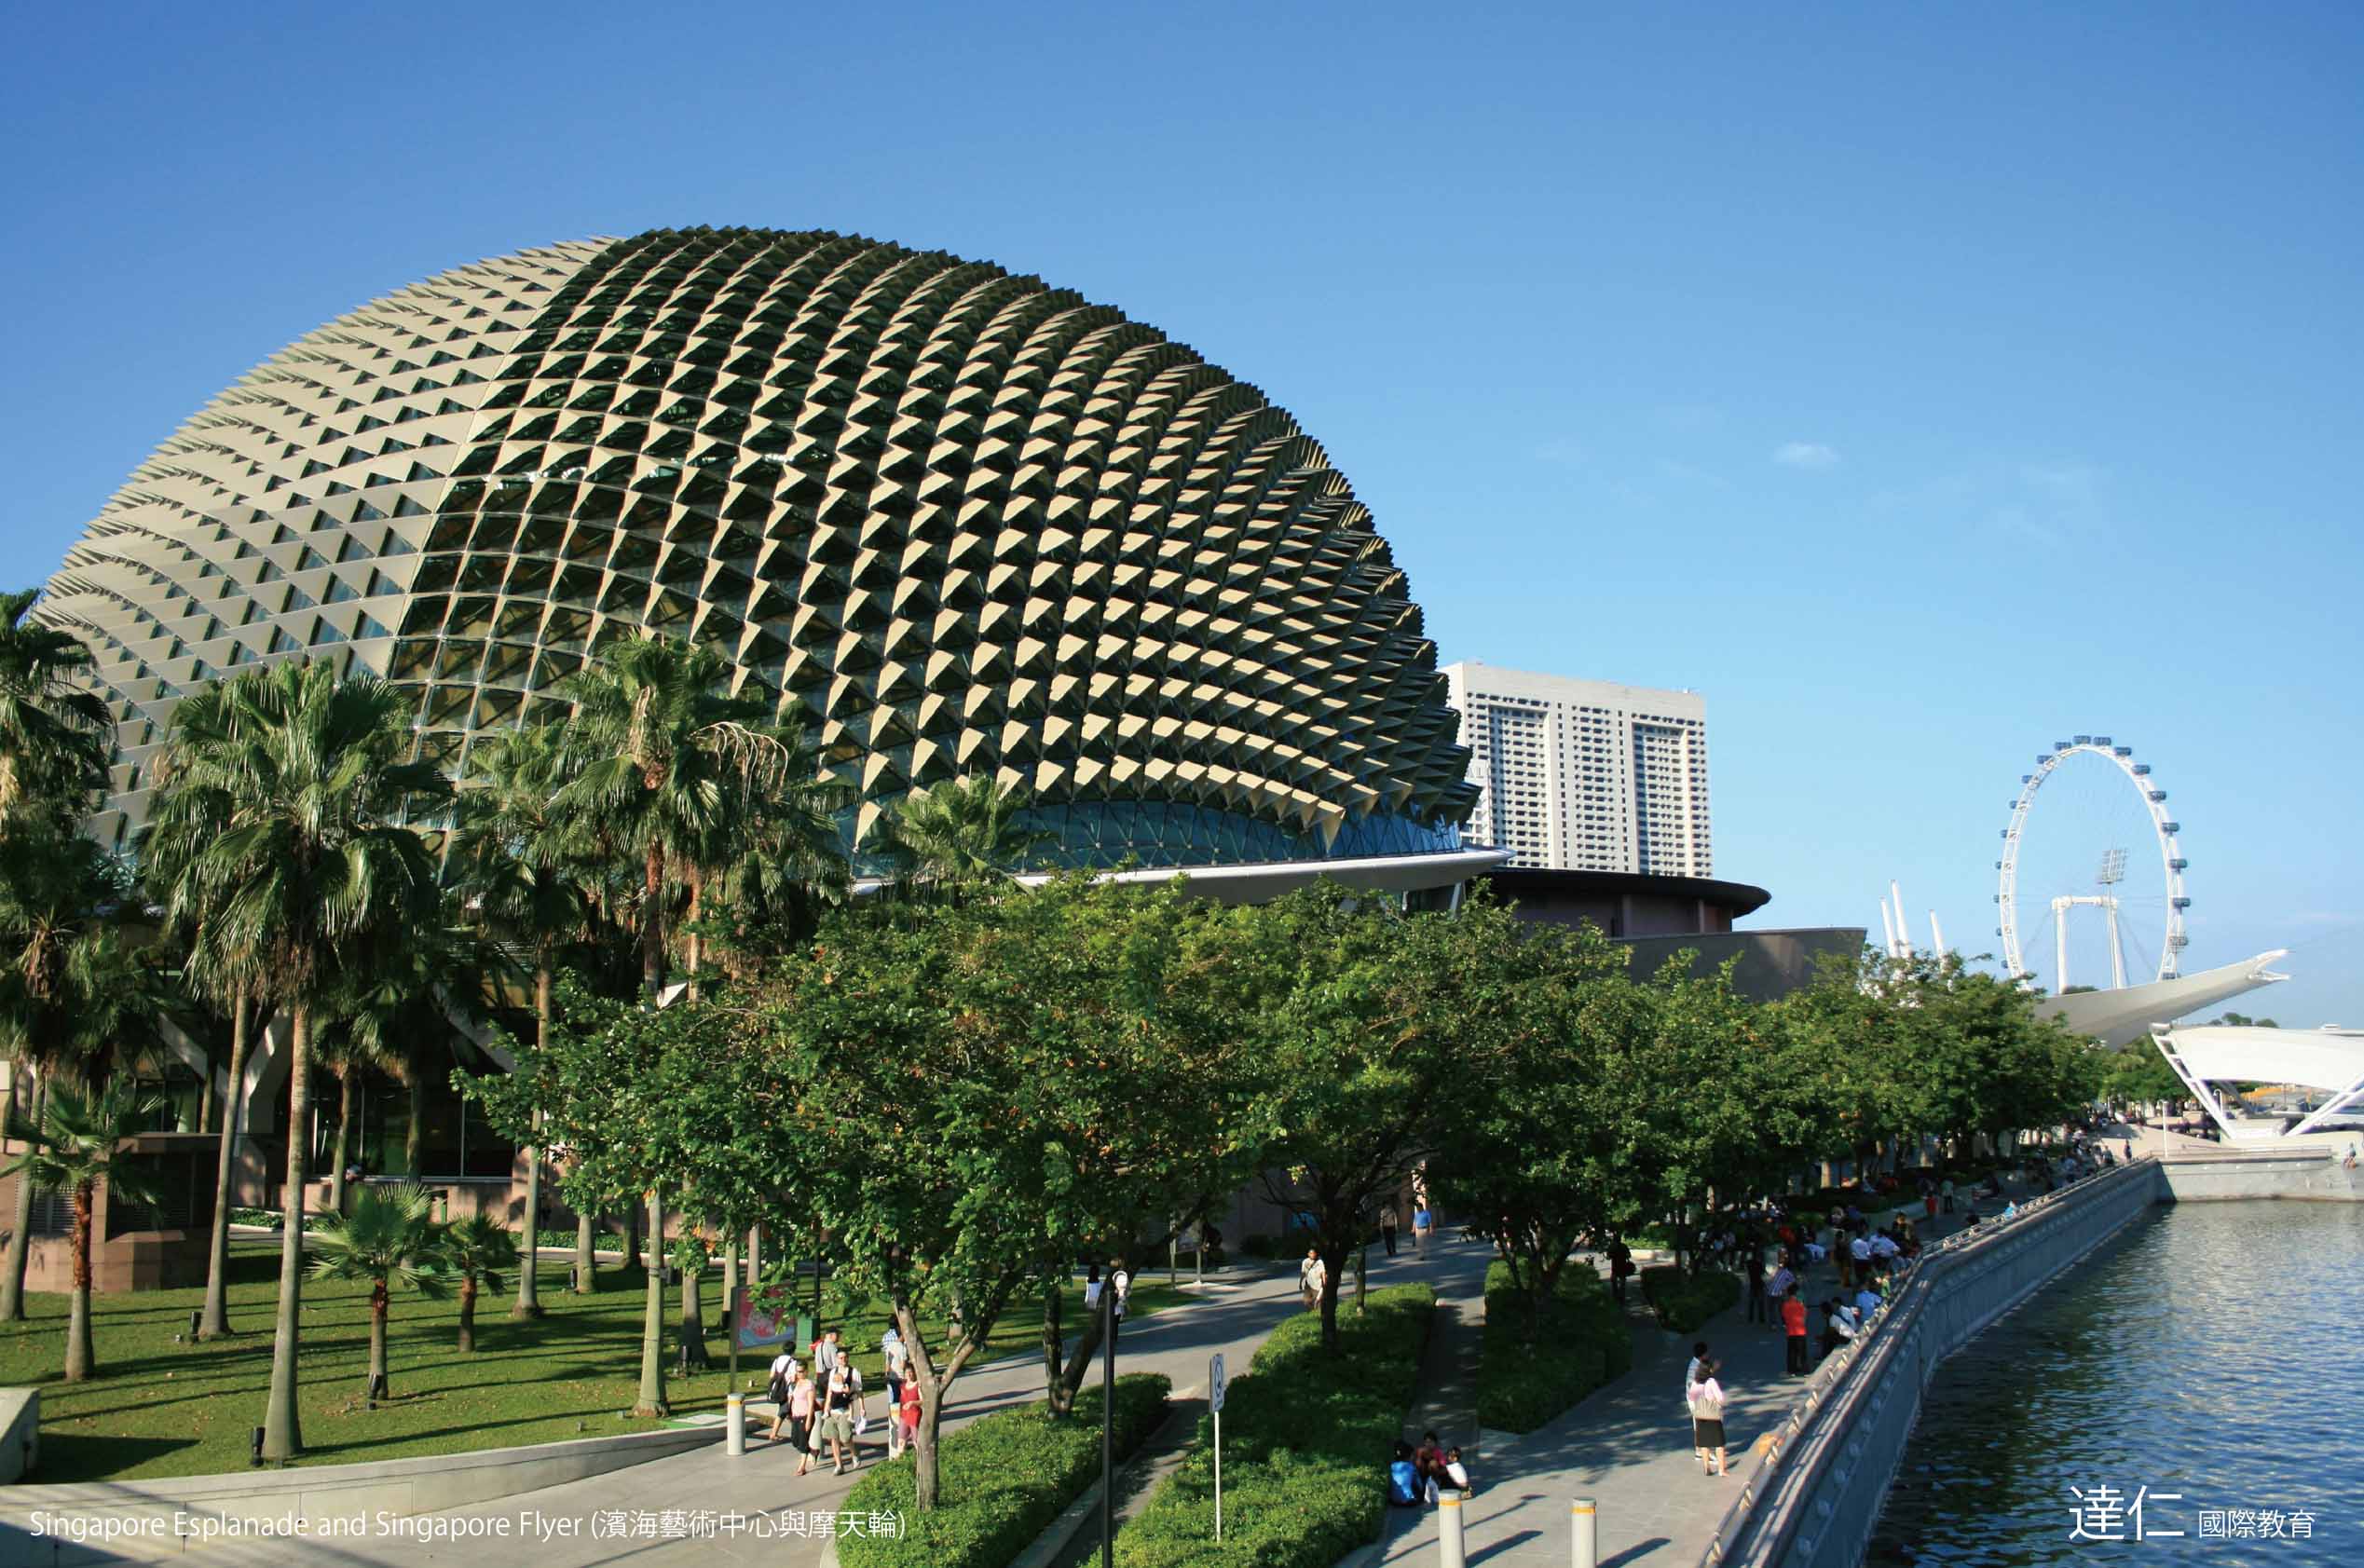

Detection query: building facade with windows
(1442, 661), (1712, 876)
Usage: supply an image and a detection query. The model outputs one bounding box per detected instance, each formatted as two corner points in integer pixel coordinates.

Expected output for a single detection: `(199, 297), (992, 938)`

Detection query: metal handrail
(1696, 1156), (2154, 1567)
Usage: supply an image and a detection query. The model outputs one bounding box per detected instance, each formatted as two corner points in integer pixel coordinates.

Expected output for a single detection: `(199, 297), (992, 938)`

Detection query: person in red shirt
(897, 1374), (921, 1455)
(1781, 1293), (1810, 1377)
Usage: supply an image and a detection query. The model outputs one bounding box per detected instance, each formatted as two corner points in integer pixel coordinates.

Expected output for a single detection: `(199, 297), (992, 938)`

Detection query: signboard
(1209, 1353), (1227, 1412)
(733, 1284), (799, 1352)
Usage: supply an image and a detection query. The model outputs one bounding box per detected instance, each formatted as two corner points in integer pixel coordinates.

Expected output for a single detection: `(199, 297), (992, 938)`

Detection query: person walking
(1781, 1292), (1810, 1376)
(817, 1357), (858, 1475)
(1744, 1248), (1768, 1323)
(766, 1351), (799, 1444)
(1380, 1203), (1401, 1258)
(895, 1369), (922, 1458)
(786, 1368), (819, 1467)
(1688, 1363), (1729, 1477)
(1109, 1257), (1131, 1346)
(1412, 1200), (1434, 1261)
(1940, 1176), (1956, 1215)
(1299, 1247), (1327, 1312)
(1083, 1261), (1103, 1311)
(1606, 1235), (1633, 1304)
(881, 1323), (909, 1420)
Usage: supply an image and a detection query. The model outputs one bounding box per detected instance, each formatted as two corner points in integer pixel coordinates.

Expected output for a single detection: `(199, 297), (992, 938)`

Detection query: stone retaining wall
(1700, 1157), (2166, 1568)
(2159, 1151), (2364, 1202)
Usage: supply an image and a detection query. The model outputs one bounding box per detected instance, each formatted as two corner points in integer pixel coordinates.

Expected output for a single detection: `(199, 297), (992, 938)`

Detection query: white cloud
(1773, 442), (1840, 470)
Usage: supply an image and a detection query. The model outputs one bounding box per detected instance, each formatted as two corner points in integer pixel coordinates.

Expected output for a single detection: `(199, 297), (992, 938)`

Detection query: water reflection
(1867, 1200), (2360, 1567)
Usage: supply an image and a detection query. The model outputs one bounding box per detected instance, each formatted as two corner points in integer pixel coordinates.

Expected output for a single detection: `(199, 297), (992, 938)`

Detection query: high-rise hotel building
(1441, 662), (1712, 876)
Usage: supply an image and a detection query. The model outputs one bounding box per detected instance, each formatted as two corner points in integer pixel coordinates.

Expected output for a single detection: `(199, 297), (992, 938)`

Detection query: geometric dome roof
(38, 227), (1476, 867)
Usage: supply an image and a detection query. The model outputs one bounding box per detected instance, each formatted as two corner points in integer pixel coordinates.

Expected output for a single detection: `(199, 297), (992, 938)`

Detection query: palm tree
(3, 1078), (165, 1380)
(0, 835), (136, 1321)
(452, 723), (594, 1316)
(308, 1182), (448, 1398)
(441, 1212), (517, 1353)
(553, 635), (816, 999)
(149, 659), (449, 1460)
(868, 774), (1051, 903)
(140, 770), (266, 1340)
(0, 588), (110, 826)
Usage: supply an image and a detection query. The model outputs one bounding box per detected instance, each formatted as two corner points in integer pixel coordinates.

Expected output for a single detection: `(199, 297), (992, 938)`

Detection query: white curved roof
(2042, 949), (2289, 1047)
(2156, 1024), (2364, 1091)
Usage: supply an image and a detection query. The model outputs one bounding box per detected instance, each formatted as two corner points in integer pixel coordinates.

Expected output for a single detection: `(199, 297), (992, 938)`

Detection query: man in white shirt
(1768, 1263), (1796, 1301)
(813, 1328), (841, 1378)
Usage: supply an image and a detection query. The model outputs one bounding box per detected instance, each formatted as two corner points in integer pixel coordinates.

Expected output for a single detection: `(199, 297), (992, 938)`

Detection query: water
(1866, 1200), (2362, 1567)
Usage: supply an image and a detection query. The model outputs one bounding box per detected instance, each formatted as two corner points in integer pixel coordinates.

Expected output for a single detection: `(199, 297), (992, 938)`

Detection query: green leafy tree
(309, 1182), (450, 1396)
(466, 981), (705, 1417)
(148, 659), (449, 1460)
(1, 1078), (165, 1380)
(1425, 909), (1648, 1333)
(441, 1212), (518, 1353)
(1221, 885), (1483, 1353)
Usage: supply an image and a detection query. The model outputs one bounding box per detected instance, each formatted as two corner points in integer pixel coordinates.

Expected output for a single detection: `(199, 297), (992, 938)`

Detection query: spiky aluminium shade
(40, 227), (1476, 868)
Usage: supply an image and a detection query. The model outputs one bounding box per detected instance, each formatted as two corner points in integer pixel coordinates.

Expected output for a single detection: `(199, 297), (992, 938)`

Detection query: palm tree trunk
(370, 1279), (389, 1394)
(262, 1004), (312, 1460)
(641, 842), (666, 998)
(459, 1273), (478, 1353)
(328, 1069), (355, 1214)
(634, 1190), (668, 1416)
(513, 963), (550, 1319)
(574, 1210), (596, 1293)
(1, 1070), (49, 1322)
(685, 872), (703, 1002)
(198, 987), (250, 1339)
(404, 1062), (424, 1178)
(198, 1046), (218, 1137)
(64, 1179), (94, 1381)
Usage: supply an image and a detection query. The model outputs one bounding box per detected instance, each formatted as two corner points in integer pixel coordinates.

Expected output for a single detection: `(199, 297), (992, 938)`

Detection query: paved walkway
(1358, 1182), (2037, 1568)
(171, 1243), (1482, 1568)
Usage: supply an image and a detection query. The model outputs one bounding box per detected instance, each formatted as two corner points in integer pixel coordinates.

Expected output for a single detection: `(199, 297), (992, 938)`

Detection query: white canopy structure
(2041, 949), (2289, 1048)
(2151, 1023), (2364, 1140)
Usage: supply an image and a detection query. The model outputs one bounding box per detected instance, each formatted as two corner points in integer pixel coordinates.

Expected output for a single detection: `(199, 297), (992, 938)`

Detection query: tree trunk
(574, 1211), (597, 1293)
(404, 1066), (424, 1178)
(625, 1205), (641, 1267)
(199, 988), (250, 1338)
(198, 1043), (218, 1137)
(1041, 1271), (1071, 1415)
(64, 1179), (94, 1381)
(514, 962), (550, 1319)
(685, 873), (703, 1003)
(634, 1190), (668, 1416)
(680, 1252), (708, 1366)
(1058, 1308), (1103, 1402)
(896, 1300), (945, 1510)
(458, 1273), (478, 1353)
(262, 1004), (312, 1460)
(328, 1068), (354, 1214)
(1318, 1238), (1346, 1353)
(0, 1070), (48, 1322)
(370, 1279), (389, 1393)
(641, 841), (666, 999)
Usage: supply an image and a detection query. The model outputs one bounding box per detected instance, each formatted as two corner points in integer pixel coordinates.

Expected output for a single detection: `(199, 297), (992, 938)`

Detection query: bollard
(726, 1392), (746, 1456)
(1570, 1497), (1597, 1568)
(1439, 1493), (1467, 1568)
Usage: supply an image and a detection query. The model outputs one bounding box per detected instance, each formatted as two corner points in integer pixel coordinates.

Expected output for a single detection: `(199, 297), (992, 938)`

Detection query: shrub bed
(839, 1372), (1169, 1568)
(1640, 1265), (1740, 1333)
(1476, 1261), (1633, 1432)
(1114, 1283), (1435, 1568)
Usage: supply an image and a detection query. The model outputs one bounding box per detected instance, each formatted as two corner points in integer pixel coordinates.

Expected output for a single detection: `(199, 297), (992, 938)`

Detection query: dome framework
(40, 227), (1476, 868)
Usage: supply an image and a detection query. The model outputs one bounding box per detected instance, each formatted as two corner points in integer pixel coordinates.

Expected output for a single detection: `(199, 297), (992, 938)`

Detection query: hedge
(838, 1371), (1169, 1568)
(1476, 1261), (1633, 1432)
(1640, 1265), (1740, 1333)
(1114, 1283), (1435, 1568)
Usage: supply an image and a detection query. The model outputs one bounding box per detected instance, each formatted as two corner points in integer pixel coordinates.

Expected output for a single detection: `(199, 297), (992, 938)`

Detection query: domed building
(40, 227), (1489, 895)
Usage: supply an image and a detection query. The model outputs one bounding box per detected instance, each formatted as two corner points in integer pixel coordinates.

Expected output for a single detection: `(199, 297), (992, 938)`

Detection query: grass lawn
(0, 1243), (1183, 1483)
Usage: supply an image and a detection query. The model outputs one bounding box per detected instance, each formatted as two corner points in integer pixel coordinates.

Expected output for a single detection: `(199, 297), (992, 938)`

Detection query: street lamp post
(1100, 1279), (1115, 1568)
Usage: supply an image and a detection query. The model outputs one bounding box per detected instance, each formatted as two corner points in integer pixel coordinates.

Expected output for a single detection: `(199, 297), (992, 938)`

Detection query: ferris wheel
(1996, 736), (2190, 991)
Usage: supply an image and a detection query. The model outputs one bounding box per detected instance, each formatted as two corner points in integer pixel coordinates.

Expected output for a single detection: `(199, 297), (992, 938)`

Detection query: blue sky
(4, 2), (2357, 1020)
